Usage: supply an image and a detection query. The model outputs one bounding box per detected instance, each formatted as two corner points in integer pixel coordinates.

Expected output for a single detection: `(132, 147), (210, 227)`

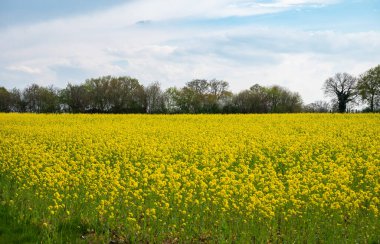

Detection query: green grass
(0, 203), (122, 244)
(0, 205), (40, 244)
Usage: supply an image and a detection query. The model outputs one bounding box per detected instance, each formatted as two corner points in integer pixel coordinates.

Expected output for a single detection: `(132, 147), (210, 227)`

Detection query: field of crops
(0, 113), (379, 243)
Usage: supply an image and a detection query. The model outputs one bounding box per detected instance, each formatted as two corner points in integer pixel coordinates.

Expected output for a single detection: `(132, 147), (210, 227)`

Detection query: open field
(0, 113), (379, 243)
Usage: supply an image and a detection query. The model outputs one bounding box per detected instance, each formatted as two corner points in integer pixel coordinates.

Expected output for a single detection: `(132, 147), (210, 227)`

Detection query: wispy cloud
(6, 65), (41, 74)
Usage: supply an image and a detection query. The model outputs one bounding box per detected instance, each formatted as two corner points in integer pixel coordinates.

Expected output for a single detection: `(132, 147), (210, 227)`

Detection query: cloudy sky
(0, 0), (379, 103)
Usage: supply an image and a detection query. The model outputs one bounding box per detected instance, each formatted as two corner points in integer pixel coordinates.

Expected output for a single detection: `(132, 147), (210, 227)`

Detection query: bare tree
(323, 73), (357, 113)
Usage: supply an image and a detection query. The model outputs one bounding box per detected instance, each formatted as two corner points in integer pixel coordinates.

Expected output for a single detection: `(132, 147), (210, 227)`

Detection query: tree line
(0, 78), (303, 114)
(0, 64), (379, 114)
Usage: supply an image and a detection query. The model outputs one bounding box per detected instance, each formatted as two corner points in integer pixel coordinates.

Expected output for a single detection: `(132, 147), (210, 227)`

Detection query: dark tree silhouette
(323, 73), (357, 113)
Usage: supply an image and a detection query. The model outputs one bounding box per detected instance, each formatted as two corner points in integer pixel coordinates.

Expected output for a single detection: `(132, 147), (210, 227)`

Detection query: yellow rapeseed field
(0, 113), (379, 242)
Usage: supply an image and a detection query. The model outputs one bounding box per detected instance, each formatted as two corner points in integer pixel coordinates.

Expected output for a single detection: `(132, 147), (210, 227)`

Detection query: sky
(0, 0), (379, 103)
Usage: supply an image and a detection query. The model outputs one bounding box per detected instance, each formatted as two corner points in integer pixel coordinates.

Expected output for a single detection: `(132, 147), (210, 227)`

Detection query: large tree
(268, 86), (303, 113)
(60, 83), (90, 113)
(323, 73), (357, 113)
(357, 65), (380, 112)
(232, 84), (268, 113)
(181, 79), (209, 113)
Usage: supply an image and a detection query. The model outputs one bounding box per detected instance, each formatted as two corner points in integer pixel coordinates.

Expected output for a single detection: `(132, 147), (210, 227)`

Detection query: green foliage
(23, 84), (60, 113)
(0, 77), (304, 114)
(0, 87), (11, 112)
(82, 76), (146, 113)
(232, 84), (303, 113)
(171, 79), (232, 113)
(357, 65), (380, 112)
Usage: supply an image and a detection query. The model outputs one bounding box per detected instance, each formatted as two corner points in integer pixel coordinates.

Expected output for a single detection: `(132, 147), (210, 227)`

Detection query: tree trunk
(338, 100), (346, 113)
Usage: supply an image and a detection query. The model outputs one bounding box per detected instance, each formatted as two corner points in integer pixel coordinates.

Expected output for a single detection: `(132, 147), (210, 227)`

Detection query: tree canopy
(357, 65), (380, 112)
(323, 73), (357, 113)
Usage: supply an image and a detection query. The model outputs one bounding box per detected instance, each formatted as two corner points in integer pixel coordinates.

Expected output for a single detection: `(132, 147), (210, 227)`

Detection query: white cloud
(0, 0), (379, 104)
(6, 65), (41, 74)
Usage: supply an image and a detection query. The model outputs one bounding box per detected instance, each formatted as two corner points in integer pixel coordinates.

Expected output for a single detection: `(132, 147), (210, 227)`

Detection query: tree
(8, 88), (23, 112)
(23, 84), (59, 113)
(357, 65), (380, 112)
(0, 87), (11, 112)
(206, 79), (232, 112)
(84, 76), (146, 113)
(163, 87), (181, 113)
(170, 80), (205, 113)
(84, 77), (110, 112)
(145, 82), (166, 113)
(118, 76), (146, 113)
(182, 79), (209, 113)
(173, 79), (232, 113)
(231, 84), (268, 113)
(232, 90), (252, 113)
(231, 84), (302, 113)
(266, 86), (302, 113)
(60, 83), (90, 113)
(248, 84), (269, 113)
(323, 73), (357, 113)
(106, 76), (145, 113)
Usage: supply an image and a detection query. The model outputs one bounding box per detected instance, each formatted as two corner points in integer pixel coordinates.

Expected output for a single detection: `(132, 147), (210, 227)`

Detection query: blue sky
(0, 0), (379, 103)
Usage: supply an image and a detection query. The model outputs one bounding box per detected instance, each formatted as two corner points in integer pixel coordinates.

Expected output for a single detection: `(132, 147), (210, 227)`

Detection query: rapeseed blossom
(0, 113), (379, 242)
